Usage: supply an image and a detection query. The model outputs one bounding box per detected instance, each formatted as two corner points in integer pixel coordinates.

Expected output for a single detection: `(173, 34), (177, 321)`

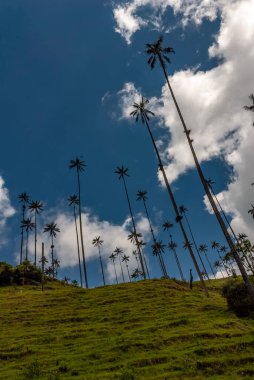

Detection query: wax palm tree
(21, 218), (35, 261)
(131, 268), (139, 281)
(122, 254), (131, 281)
(132, 250), (141, 273)
(28, 200), (43, 266)
(179, 205), (209, 279)
(145, 36), (254, 300)
(168, 237), (185, 282)
(43, 222), (60, 278)
(114, 247), (125, 283)
(211, 241), (230, 276)
(69, 157), (88, 288)
(199, 244), (216, 279)
(214, 260), (224, 278)
(39, 243), (48, 291)
(68, 195), (83, 287)
(248, 205), (254, 219)
(92, 236), (106, 286)
(115, 166), (146, 278)
(53, 258), (60, 278)
(109, 252), (118, 284)
(131, 99), (207, 294)
(18, 192), (30, 264)
(152, 240), (168, 277)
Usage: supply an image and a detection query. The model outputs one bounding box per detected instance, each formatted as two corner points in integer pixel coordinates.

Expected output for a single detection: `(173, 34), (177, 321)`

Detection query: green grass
(0, 279), (254, 379)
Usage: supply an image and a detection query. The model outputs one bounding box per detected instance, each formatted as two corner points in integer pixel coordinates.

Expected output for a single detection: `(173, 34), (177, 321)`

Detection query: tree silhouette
(145, 36), (254, 300)
(109, 252), (118, 284)
(168, 236), (185, 282)
(179, 205), (209, 280)
(21, 218), (35, 261)
(68, 195), (83, 287)
(114, 247), (125, 283)
(92, 236), (106, 286)
(152, 240), (168, 278)
(18, 192), (30, 264)
(115, 166), (147, 279)
(131, 97), (207, 294)
(122, 254), (131, 281)
(69, 157), (88, 288)
(248, 205), (254, 219)
(211, 240), (229, 276)
(199, 244), (216, 279)
(43, 222), (60, 278)
(28, 200), (43, 266)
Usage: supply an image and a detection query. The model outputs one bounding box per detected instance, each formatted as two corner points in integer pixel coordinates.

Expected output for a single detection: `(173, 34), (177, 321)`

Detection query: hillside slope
(0, 279), (254, 379)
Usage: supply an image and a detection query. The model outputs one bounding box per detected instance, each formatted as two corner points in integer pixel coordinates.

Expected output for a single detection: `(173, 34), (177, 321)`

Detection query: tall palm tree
(145, 36), (254, 300)
(92, 236), (106, 286)
(114, 247), (125, 283)
(179, 205), (209, 280)
(28, 200), (43, 266)
(18, 192), (30, 264)
(168, 236), (185, 282)
(21, 218), (35, 261)
(211, 240), (230, 276)
(130, 98), (207, 295)
(115, 166), (146, 279)
(39, 242), (48, 291)
(122, 254), (131, 281)
(68, 195), (83, 287)
(109, 252), (118, 284)
(43, 222), (60, 278)
(132, 250), (141, 273)
(69, 157), (88, 288)
(152, 240), (168, 277)
(199, 244), (216, 279)
(214, 260), (225, 278)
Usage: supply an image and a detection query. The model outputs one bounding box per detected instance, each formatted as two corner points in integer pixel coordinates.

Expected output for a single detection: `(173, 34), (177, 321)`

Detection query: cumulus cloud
(117, 0), (254, 242)
(0, 176), (15, 246)
(113, 0), (236, 44)
(26, 207), (151, 282)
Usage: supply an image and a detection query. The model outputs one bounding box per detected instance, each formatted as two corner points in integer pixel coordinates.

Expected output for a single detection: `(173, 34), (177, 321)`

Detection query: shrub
(0, 262), (14, 286)
(222, 279), (254, 317)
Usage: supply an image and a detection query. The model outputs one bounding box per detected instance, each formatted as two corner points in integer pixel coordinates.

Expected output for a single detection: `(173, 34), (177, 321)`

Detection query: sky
(0, 0), (254, 287)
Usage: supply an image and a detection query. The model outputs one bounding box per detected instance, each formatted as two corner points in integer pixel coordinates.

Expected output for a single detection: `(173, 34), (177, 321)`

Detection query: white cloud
(26, 207), (152, 282)
(113, 0), (236, 44)
(117, 0), (254, 242)
(0, 176), (16, 247)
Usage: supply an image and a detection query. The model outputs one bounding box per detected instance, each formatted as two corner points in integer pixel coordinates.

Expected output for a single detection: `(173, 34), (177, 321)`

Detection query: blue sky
(0, 0), (254, 287)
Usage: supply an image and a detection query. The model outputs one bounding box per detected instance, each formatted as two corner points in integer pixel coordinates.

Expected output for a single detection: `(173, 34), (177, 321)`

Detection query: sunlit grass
(0, 278), (254, 379)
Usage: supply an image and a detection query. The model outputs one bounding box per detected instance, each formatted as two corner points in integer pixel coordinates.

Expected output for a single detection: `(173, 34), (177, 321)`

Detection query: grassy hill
(0, 279), (254, 380)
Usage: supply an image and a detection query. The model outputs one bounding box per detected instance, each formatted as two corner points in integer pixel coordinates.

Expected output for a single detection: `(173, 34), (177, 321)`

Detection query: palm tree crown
(18, 192), (30, 204)
(92, 236), (103, 247)
(130, 97), (155, 123)
(69, 157), (86, 172)
(114, 165), (129, 179)
(44, 223), (60, 237)
(22, 218), (35, 231)
(68, 194), (79, 207)
(136, 190), (148, 202)
(145, 36), (175, 70)
(28, 200), (43, 214)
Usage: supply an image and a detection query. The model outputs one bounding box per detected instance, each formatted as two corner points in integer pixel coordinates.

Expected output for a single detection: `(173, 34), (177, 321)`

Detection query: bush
(0, 262), (14, 286)
(222, 279), (254, 317)
(0, 261), (42, 286)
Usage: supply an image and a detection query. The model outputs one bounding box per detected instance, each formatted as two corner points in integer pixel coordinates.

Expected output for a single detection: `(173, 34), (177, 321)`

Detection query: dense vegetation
(1, 278), (254, 380)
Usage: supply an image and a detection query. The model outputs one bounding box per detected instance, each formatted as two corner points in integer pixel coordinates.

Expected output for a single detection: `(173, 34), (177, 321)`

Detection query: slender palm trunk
(217, 250), (230, 276)
(26, 230), (29, 261)
(98, 246), (106, 286)
(143, 199), (167, 277)
(51, 236), (54, 278)
(34, 213), (37, 266)
(169, 240), (185, 282)
(183, 214), (209, 280)
(205, 253), (216, 279)
(77, 169), (88, 288)
(73, 206), (83, 287)
(134, 253), (141, 272)
(119, 256), (125, 282)
(126, 263), (131, 282)
(113, 260), (118, 284)
(122, 177), (147, 279)
(20, 205), (25, 264)
(41, 242), (45, 291)
(159, 57), (254, 301)
(144, 118), (208, 295)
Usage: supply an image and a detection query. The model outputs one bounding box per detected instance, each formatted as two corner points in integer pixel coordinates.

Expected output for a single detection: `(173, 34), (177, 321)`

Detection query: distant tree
(53, 258), (60, 278)
(39, 242), (48, 291)
(92, 236), (106, 286)
(199, 244), (216, 279)
(18, 192), (30, 264)
(152, 240), (168, 278)
(109, 252), (118, 284)
(68, 195), (83, 287)
(69, 157), (88, 288)
(114, 247), (125, 283)
(43, 222), (60, 278)
(115, 166), (146, 279)
(131, 98), (207, 295)
(214, 260), (225, 278)
(28, 200), (43, 266)
(211, 240), (230, 276)
(21, 218), (35, 261)
(168, 236), (185, 282)
(122, 254), (131, 282)
(248, 205), (254, 219)
(179, 205), (209, 280)
(145, 36), (254, 300)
